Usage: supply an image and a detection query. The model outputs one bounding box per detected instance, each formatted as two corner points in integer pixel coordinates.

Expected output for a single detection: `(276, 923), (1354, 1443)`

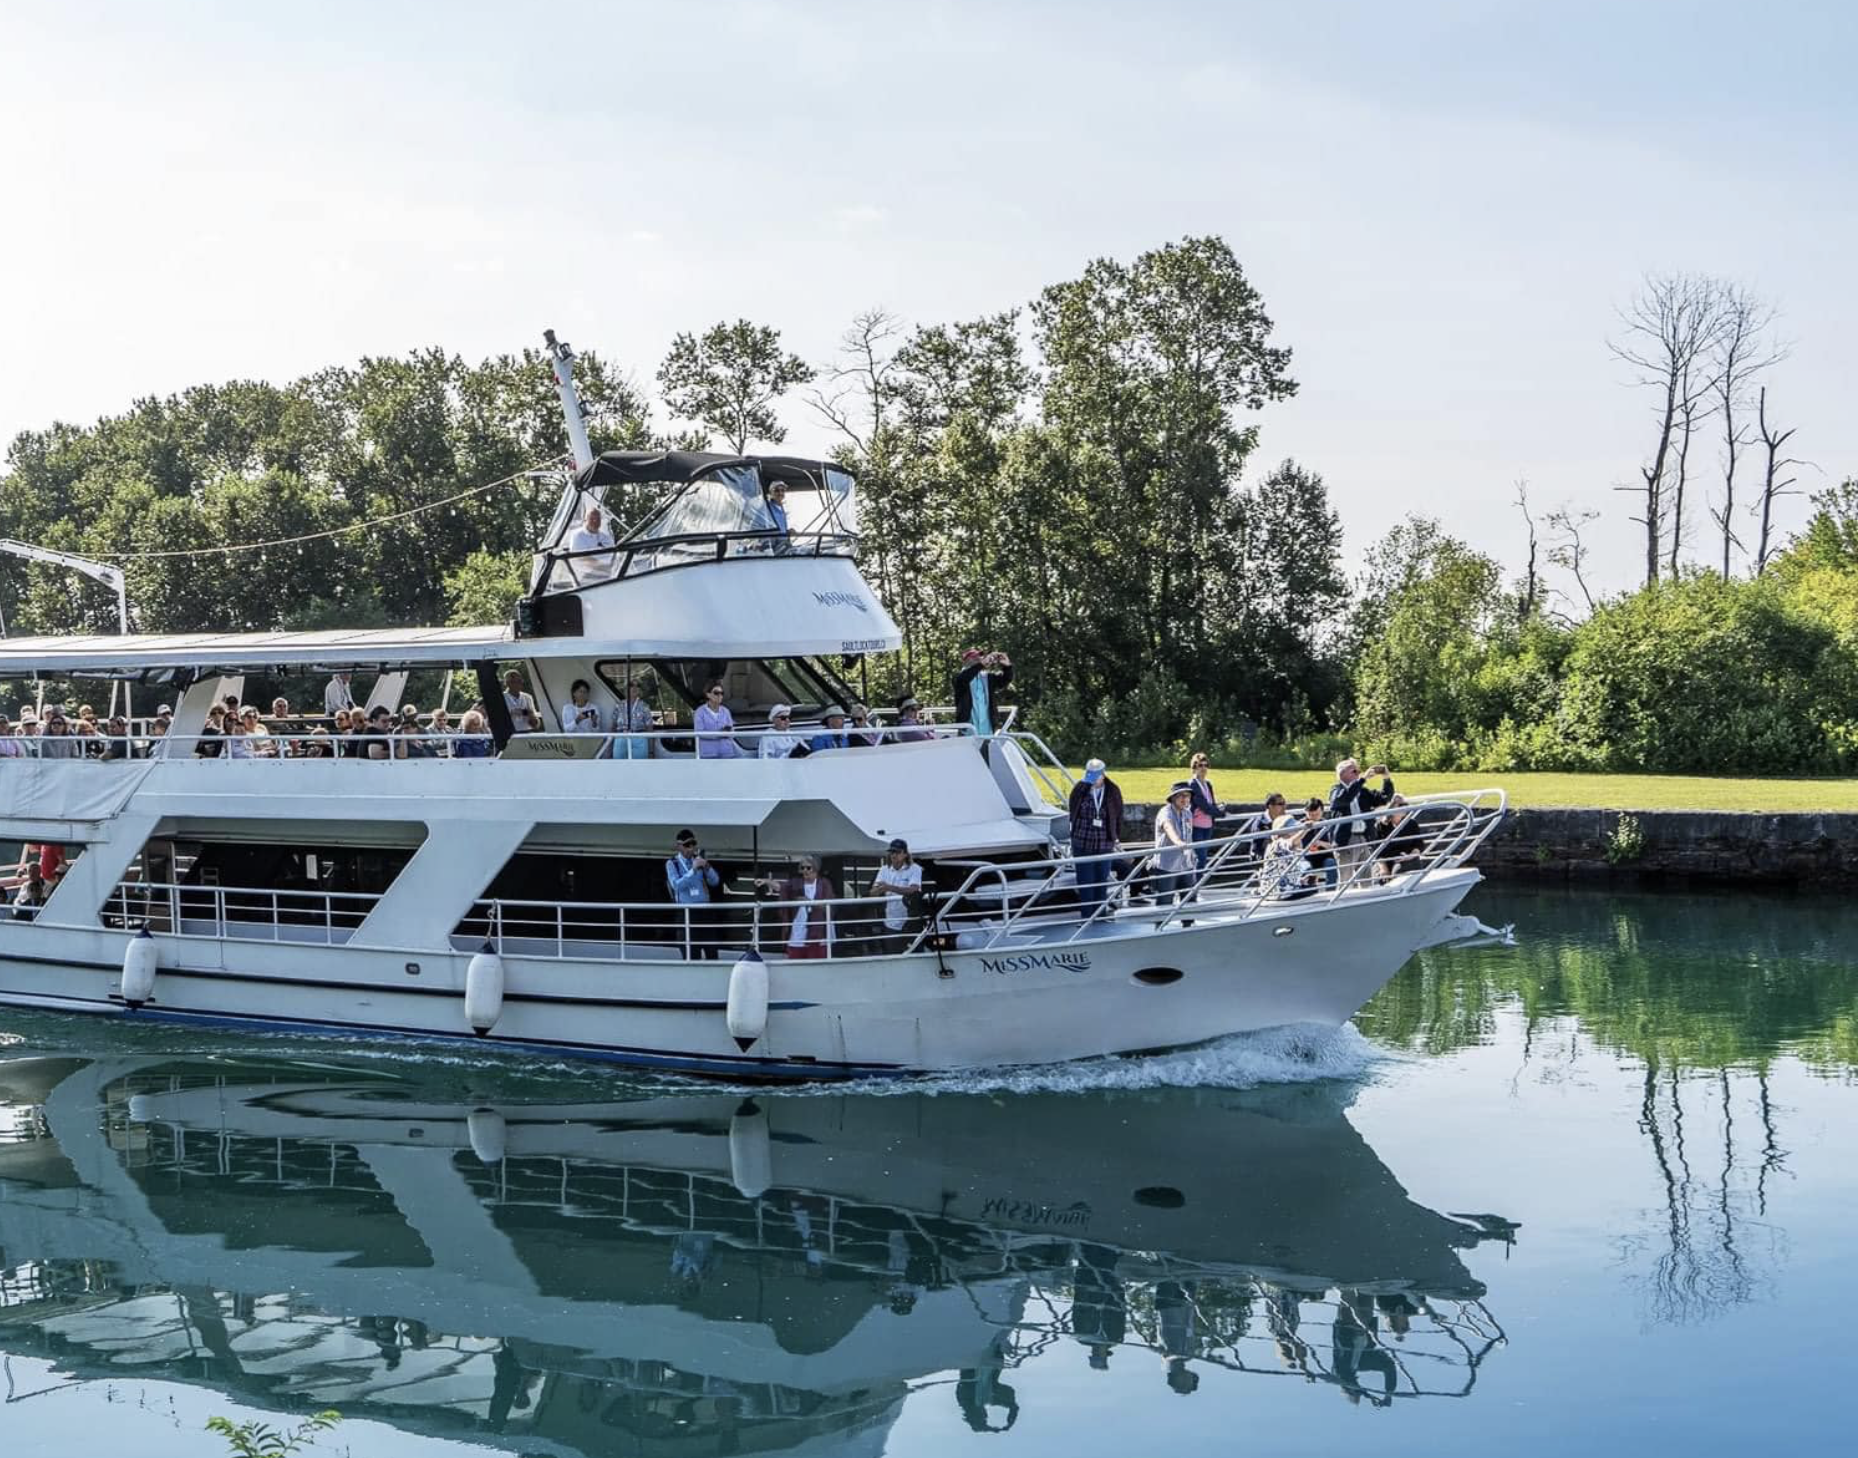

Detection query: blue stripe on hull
(0, 988), (902, 1083)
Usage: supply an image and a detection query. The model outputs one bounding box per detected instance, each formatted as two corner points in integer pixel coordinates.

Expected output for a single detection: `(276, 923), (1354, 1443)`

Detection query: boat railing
(106, 880), (383, 945)
(463, 889), (918, 960)
(538, 526), (858, 592)
(1, 722), (1072, 771)
(92, 794), (1504, 961)
(922, 788), (1510, 950)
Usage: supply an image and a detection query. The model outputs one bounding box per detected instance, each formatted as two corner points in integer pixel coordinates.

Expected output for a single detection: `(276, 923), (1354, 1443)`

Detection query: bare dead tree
(1750, 386), (1803, 572)
(1610, 274), (1730, 585)
(1708, 285), (1787, 576)
(1546, 503), (1601, 614)
(1514, 478), (1541, 623)
(806, 307), (904, 455)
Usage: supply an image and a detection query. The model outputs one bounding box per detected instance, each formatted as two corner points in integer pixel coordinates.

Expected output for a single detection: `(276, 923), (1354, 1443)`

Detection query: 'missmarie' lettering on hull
(812, 590), (869, 613)
(978, 1197), (1094, 1229)
(978, 951), (1093, 976)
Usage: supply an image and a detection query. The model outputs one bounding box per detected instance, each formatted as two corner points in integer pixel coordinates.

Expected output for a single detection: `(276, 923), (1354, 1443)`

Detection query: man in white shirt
(567, 504), (616, 580)
(870, 838), (924, 954)
(503, 670), (538, 731)
(323, 672), (355, 715)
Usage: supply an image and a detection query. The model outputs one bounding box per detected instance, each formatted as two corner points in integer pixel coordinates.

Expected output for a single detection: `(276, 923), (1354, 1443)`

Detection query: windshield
(630, 465), (771, 541)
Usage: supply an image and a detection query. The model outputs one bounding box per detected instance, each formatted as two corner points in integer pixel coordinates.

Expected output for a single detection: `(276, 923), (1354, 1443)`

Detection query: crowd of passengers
(1074, 754), (1433, 916)
(0, 655), (977, 762)
(0, 697), (494, 760)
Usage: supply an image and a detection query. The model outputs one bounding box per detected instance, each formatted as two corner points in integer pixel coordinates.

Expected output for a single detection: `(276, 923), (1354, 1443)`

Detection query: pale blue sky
(1, 0), (1852, 596)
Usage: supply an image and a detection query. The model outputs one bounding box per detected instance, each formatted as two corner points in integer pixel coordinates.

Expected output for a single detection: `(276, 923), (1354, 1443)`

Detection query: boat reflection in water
(0, 1057), (1514, 1452)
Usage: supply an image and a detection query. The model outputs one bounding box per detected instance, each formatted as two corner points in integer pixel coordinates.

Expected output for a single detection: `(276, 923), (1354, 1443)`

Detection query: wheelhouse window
(595, 657), (858, 725)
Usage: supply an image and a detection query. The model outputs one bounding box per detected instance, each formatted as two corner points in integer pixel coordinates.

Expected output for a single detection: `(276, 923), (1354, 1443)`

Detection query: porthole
(1133, 1185), (1186, 1208)
(1133, 966), (1184, 986)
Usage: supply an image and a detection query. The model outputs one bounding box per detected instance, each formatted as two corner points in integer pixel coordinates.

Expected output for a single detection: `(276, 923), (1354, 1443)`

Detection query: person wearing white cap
(1067, 757), (1123, 916)
(759, 705), (804, 759)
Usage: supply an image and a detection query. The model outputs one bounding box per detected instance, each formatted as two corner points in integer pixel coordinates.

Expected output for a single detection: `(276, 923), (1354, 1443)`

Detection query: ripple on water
(758, 1021), (1389, 1099)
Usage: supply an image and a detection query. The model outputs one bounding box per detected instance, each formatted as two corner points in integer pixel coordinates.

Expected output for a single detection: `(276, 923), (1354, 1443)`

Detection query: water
(1, 884), (1854, 1458)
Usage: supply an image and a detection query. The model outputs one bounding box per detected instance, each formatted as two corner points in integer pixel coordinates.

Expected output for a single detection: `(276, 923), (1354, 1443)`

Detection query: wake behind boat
(0, 332), (1506, 1078)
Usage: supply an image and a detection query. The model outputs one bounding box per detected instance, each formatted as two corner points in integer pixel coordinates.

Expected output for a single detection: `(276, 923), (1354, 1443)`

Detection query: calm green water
(2, 884), (1855, 1458)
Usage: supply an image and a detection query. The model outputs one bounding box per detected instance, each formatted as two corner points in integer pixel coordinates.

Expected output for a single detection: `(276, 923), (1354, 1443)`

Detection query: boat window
(596, 658), (859, 724)
(630, 465), (772, 542)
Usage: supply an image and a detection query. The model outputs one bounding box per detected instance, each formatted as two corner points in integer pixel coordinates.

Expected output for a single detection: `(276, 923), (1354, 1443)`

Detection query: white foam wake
(773, 1021), (1386, 1098)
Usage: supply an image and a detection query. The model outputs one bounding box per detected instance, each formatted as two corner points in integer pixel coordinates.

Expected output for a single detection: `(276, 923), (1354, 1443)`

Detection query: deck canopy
(0, 624), (525, 677)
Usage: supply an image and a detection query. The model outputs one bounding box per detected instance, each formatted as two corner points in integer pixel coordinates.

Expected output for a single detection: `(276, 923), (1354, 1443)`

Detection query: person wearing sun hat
(1153, 780), (1198, 903)
(1067, 757), (1124, 916)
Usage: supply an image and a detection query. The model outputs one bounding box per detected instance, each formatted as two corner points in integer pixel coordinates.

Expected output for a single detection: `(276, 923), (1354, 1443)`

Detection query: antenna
(543, 328), (596, 473)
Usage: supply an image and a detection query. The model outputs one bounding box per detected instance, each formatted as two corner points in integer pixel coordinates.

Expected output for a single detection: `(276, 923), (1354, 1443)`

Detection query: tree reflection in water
(1360, 884), (1845, 1327)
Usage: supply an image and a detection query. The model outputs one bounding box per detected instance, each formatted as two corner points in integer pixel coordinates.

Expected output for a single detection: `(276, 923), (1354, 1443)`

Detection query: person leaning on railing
(0, 712), (23, 757)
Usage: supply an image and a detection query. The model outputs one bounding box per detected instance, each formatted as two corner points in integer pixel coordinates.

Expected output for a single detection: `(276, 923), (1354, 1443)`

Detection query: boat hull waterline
(0, 870), (1477, 1077)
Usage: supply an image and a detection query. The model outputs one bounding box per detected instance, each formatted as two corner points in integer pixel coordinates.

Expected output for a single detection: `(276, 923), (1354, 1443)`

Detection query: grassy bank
(1069, 768), (1858, 813)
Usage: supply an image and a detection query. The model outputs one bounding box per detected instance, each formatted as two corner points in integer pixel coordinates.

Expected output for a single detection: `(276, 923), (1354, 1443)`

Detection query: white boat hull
(0, 869), (1479, 1077)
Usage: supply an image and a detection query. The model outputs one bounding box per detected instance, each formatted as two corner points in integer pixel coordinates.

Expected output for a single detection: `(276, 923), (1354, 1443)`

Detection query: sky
(0, 0), (1852, 598)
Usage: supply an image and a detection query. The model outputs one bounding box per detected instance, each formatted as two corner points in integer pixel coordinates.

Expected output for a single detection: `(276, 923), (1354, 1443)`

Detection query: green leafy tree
(1350, 526), (1507, 765)
(444, 547), (529, 627)
(1549, 572), (1858, 773)
(657, 320), (814, 455)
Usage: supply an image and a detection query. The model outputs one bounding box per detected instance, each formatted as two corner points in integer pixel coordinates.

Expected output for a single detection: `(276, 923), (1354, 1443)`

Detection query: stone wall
(1118, 804), (1858, 889)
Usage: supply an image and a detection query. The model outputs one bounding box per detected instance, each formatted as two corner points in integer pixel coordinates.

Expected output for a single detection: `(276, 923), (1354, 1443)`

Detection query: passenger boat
(0, 333), (1506, 1078)
(0, 1054), (1512, 1445)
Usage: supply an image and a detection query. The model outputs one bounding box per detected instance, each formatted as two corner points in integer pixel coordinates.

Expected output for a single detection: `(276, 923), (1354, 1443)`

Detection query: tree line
(1, 239), (1850, 774)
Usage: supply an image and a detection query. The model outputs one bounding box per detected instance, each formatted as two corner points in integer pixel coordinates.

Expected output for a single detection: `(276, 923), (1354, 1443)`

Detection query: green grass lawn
(1065, 766), (1858, 812)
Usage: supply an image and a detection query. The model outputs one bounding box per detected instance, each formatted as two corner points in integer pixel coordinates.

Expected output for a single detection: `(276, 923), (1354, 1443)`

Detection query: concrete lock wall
(1118, 804), (1858, 890)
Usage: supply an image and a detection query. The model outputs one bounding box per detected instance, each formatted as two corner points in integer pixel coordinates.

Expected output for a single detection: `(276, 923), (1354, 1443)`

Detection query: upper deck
(0, 452), (900, 677)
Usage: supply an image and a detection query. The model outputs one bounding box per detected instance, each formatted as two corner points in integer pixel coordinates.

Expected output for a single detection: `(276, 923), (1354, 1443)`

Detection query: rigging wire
(21, 461), (569, 564)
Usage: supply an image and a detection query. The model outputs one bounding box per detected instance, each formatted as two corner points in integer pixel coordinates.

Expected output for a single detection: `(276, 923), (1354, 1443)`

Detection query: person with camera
(953, 648), (1014, 740)
(665, 829), (722, 960)
(1326, 758), (1397, 886)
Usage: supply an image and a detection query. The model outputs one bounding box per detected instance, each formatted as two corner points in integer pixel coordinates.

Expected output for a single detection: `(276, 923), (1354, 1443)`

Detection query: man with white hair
(1326, 757), (1395, 885)
(758, 705), (804, 759)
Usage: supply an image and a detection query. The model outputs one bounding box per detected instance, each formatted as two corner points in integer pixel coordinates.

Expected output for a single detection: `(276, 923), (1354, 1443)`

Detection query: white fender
(725, 950), (768, 1051)
(464, 947), (505, 1036)
(467, 1107), (507, 1165)
(729, 1100), (773, 1199)
(122, 931), (159, 1009)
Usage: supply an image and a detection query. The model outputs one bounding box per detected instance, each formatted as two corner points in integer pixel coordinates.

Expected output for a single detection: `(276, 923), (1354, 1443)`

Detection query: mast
(543, 329), (595, 472)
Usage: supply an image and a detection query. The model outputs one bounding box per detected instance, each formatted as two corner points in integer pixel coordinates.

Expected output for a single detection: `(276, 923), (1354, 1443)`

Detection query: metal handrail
(96, 794), (1507, 963)
(923, 790), (1509, 950)
(538, 528), (858, 592)
(108, 878), (383, 944)
(469, 889), (911, 959)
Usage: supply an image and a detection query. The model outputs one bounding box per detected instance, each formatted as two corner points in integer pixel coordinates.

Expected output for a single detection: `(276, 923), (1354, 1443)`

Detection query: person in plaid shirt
(1068, 757), (1124, 915)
